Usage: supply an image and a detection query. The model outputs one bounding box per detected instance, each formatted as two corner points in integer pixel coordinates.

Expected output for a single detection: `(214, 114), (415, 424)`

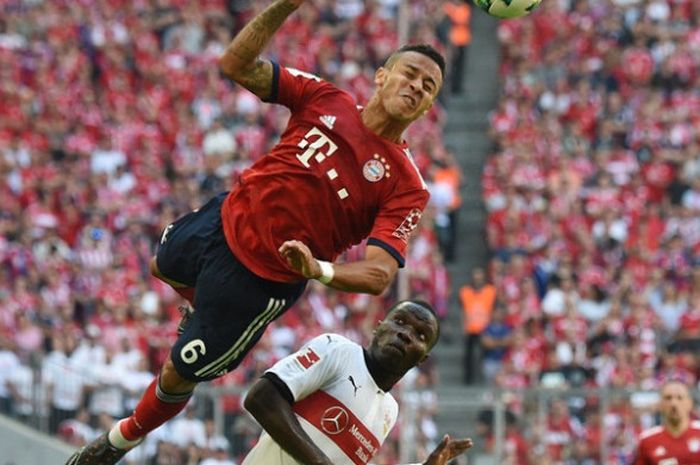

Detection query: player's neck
(360, 101), (409, 144)
(363, 348), (402, 392)
(665, 419), (689, 437)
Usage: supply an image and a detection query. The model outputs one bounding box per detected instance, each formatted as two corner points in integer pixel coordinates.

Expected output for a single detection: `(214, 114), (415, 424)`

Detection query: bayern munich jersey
(241, 334), (398, 465)
(221, 63), (430, 282)
(633, 421), (700, 465)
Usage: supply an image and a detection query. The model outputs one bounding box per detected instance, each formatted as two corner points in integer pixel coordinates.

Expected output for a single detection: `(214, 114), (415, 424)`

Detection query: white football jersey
(241, 334), (399, 465)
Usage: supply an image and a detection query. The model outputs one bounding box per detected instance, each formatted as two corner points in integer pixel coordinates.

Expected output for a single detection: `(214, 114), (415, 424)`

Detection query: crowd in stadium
(3, 0), (700, 464)
(0, 0), (455, 463)
(469, 0), (700, 464)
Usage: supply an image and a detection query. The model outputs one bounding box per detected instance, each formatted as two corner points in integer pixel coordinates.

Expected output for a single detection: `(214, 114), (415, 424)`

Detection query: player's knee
(160, 358), (198, 394)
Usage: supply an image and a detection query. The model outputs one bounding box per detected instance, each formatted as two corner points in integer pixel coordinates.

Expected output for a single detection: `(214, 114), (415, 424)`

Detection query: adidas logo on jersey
(319, 115), (336, 130)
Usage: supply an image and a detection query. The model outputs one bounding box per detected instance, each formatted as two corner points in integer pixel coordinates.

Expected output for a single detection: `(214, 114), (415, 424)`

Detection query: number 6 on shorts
(180, 339), (206, 364)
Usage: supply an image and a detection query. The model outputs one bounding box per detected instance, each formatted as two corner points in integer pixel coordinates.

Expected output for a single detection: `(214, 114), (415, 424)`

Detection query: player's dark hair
(385, 44), (446, 80)
(387, 299), (441, 348)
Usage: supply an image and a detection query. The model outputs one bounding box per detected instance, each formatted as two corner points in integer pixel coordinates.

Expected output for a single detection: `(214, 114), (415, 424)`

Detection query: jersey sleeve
(265, 333), (346, 402)
(265, 62), (332, 112)
(367, 187), (430, 267)
(631, 439), (648, 465)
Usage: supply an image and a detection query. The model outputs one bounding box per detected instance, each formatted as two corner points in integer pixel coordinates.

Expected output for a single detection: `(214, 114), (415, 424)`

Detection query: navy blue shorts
(156, 193), (307, 382)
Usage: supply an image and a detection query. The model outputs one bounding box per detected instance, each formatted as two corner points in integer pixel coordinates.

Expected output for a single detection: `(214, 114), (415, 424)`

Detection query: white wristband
(317, 260), (335, 284)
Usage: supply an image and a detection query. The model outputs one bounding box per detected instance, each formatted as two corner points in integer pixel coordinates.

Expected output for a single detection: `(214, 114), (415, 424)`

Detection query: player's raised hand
(279, 240), (322, 279)
(423, 434), (473, 465)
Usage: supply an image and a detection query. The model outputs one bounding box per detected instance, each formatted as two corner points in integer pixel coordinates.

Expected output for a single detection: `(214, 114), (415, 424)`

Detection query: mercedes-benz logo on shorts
(320, 406), (349, 435)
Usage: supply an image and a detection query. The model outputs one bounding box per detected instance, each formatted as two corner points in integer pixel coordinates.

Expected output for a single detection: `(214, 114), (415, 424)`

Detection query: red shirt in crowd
(633, 422), (700, 465)
(221, 64), (430, 282)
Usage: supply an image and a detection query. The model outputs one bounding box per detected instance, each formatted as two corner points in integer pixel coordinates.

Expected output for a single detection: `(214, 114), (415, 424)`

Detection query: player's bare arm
(244, 378), (334, 465)
(219, 0), (306, 99)
(279, 241), (398, 296)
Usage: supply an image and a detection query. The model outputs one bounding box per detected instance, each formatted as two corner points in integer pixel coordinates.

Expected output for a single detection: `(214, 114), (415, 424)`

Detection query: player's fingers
(453, 438), (472, 447)
(447, 438), (473, 459)
(433, 434), (449, 453)
(279, 240), (301, 254)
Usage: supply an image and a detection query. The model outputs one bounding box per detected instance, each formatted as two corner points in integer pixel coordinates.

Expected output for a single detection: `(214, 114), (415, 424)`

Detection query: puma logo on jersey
(319, 114), (336, 130)
(348, 375), (361, 396)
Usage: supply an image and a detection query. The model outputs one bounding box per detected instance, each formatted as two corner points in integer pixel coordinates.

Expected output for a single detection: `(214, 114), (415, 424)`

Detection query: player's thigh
(155, 193), (228, 288)
(170, 239), (306, 382)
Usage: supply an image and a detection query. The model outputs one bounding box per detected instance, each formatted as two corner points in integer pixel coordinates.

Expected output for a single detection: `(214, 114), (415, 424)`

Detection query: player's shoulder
(282, 66), (350, 98)
(306, 333), (359, 354)
(690, 420), (700, 431)
(388, 147), (429, 192)
(639, 425), (665, 441)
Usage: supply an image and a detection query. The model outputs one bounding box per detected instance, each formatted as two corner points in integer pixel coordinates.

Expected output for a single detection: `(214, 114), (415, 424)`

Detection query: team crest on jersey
(363, 154), (390, 182)
(392, 208), (423, 243)
(654, 446), (667, 457)
(688, 438), (700, 452)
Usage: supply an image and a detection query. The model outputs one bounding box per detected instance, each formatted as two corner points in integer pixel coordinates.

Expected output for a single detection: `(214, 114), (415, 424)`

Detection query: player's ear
(374, 67), (387, 87)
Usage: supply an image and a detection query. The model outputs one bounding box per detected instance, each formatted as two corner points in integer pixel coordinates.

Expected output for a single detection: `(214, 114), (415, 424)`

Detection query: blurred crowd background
(0, 0), (456, 464)
(3, 0), (700, 464)
(458, 0), (700, 464)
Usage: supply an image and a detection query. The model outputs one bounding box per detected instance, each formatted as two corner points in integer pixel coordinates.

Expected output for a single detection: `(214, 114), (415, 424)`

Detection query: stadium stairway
(0, 414), (73, 464)
(430, 8), (500, 462)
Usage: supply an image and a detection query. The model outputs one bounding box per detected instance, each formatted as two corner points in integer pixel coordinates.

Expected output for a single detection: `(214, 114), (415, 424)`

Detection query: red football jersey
(221, 64), (430, 282)
(633, 422), (700, 465)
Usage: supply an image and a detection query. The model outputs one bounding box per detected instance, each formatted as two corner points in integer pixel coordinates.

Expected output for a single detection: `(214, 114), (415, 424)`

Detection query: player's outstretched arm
(421, 434), (473, 465)
(279, 241), (398, 296)
(244, 378), (334, 465)
(219, 0), (306, 99)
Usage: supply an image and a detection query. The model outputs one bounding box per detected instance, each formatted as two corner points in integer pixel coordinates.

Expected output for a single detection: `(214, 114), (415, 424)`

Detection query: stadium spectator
(479, 303), (513, 383)
(460, 267), (496, 384)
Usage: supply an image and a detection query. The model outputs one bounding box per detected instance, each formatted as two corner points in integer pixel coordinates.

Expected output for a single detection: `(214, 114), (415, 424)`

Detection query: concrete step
(433, 0), (500, 438)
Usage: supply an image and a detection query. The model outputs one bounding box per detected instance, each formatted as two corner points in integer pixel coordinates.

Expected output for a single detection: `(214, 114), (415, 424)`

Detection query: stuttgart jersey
(221, 63), (430, 282)
(633, 422), (700, 465)
(241, 334), (398, 465)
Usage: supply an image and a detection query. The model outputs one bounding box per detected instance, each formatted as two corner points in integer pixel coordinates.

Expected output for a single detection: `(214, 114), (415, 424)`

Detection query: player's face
(370, 304), (438, 373)
(374, 51), (442, 122)
(660, 382), (693, 426)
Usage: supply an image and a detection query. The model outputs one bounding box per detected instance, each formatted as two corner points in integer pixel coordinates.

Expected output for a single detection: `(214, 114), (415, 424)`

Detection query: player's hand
(423, 434), (473, 465)
(279, 240), (322, 279)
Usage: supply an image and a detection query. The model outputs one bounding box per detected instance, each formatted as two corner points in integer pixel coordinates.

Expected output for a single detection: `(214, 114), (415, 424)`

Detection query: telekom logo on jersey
(297, 127), (338, 168)
(296, 127), (350, 200)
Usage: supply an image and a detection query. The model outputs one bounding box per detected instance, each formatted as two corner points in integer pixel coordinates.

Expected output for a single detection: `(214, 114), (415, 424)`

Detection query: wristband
(317, 260), (335, 284)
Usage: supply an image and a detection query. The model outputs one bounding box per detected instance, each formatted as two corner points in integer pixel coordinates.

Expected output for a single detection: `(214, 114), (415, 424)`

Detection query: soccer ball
(473, 0), (543, 19)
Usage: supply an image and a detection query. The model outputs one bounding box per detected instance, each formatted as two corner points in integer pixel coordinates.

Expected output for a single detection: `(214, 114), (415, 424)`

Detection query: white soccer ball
(473, 0), (543, 19)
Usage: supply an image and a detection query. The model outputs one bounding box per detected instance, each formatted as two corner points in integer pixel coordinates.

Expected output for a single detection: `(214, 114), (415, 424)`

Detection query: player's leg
(64, 356), (200, 465)
(64, 196), (226, 465)
(109, 355), (196, 443)
(107, 227), (307, 450)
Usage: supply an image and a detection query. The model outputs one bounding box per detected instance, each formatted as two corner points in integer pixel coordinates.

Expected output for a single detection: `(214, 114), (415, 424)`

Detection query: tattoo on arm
(232, 59), (274, 98)
(220, 0), (299, 97)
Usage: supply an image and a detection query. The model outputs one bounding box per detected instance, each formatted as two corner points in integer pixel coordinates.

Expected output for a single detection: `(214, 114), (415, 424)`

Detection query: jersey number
(181, 339), (206, 364)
